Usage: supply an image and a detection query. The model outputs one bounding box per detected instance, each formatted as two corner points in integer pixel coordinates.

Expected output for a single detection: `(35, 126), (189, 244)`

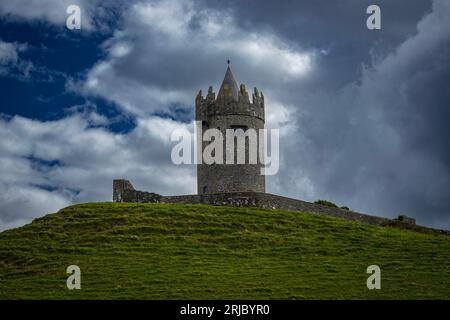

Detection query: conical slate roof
(217, 66), (239, 101)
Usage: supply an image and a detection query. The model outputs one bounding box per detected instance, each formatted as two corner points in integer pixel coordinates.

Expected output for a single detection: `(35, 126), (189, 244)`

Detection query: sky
(0, 0), (449, 230)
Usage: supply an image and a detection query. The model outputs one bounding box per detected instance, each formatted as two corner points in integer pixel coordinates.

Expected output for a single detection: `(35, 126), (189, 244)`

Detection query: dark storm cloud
(193, 0), (449, 229)
(199, 0), (432, 89)
(273, 0), (450, 228)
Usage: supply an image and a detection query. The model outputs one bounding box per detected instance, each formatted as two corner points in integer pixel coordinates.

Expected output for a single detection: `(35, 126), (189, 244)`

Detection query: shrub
(314, 200), (338, 208)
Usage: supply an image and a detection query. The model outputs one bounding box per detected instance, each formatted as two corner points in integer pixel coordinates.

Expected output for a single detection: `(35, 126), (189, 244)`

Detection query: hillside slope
(0, 203), (449, 299)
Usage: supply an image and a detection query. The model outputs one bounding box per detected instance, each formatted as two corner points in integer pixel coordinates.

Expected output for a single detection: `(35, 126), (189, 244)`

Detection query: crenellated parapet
(195, 84), (265, 122)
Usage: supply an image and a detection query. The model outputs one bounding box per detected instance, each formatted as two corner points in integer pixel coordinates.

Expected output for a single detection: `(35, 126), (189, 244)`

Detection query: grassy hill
(0, 202), (449, 299)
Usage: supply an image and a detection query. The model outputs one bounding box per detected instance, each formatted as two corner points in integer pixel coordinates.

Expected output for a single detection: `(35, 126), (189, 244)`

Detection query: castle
(112, 64), (437, 232)
(196, 63), (265, 194)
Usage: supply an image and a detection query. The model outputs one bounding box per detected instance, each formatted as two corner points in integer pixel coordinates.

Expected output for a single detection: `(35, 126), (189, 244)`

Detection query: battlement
(196, 84), (265, 122)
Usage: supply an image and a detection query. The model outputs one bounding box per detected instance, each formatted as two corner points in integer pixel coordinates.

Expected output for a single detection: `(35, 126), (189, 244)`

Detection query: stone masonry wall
(114, 180), (388, 226)
(162, 192), (389, 226)
(112, 179), (450, 234)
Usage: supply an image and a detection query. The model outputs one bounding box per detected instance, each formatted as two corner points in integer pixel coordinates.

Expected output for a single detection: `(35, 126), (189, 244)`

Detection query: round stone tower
(195, 64), (266, 194)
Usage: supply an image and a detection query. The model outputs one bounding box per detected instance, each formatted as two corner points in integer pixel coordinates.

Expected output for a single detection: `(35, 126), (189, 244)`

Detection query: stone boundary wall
(162, 192), (389, 226)
(113, 179), (449, 234)
(113, 179), (389, 225)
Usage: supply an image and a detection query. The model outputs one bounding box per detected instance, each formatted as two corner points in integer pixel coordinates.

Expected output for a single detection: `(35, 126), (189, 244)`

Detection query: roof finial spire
(217, 61), (238, 102)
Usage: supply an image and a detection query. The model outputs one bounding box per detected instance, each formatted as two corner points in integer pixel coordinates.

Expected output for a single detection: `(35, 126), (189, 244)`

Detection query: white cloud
(0, 184), (71, 231)
(71, 0), (314, 116)
(0, 0), (120, 31)
(0, 40), (20, 64)
(0, 39), (32, 78)
(0, 112), (196, 230)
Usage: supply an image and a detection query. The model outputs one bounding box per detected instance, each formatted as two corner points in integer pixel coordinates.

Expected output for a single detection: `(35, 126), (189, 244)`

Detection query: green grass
(0, 202), (449, 299)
